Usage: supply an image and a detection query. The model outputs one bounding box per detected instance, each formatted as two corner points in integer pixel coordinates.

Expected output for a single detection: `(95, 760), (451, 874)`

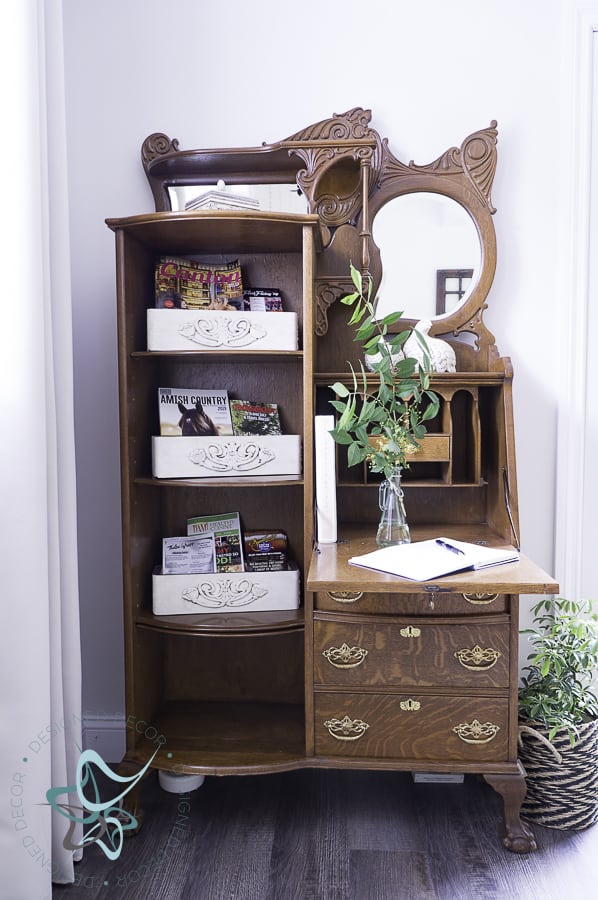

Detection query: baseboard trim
(82, 715), (126, 763)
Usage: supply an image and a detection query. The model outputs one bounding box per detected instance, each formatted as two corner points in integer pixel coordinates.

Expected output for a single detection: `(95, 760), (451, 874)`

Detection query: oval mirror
(372, 193), (481, 321)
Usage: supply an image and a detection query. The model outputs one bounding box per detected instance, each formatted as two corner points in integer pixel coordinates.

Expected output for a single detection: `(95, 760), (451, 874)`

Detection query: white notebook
(348, 537), (519, 581)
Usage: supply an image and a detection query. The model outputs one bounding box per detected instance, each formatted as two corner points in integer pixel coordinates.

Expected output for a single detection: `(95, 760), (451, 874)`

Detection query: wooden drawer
(314, 692), (509, 761)
(313, 618), (510, 688)
(315, 590), (508, 616)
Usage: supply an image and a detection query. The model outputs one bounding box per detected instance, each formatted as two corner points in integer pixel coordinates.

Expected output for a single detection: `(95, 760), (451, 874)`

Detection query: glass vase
(376, 467), (410, 547)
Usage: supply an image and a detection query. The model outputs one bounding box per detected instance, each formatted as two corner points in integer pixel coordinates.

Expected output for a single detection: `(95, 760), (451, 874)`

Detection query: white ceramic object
(403, 320), (457, 373)
(158, 771), (205, 793)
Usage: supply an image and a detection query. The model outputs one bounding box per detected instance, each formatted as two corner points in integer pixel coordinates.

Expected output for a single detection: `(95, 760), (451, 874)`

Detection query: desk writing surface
(307, 524), (559, 595)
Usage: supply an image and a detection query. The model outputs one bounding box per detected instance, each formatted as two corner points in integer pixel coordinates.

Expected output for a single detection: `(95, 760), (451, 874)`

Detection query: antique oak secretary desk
(107, 109), (558, 853)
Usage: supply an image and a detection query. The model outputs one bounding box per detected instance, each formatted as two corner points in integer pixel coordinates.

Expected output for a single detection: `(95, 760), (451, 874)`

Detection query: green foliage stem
(328, 263), (440, 479)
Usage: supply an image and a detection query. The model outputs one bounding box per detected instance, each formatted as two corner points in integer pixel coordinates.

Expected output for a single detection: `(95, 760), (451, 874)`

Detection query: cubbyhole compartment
(129, 482), (307, 620)
(130, 629), (306, 771)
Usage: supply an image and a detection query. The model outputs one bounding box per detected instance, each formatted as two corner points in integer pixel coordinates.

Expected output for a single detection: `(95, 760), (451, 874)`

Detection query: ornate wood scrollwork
(315, 279), (352, 336)
(141, 132), (180, 168)
(284, 107), (382, 228)
(141, 109), (500, 364)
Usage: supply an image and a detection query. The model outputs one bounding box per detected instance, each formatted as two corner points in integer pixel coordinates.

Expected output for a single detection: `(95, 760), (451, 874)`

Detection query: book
(187, 512), (244, 573)
(158, 388), (233, 437)
(243, 288), (283, 312)
(162, 534), (216, 575)
(155, 256), (243, 310)
(348, 537), (520, 582)
(314, 415), (337, 544)
(230, 400), (282, 436)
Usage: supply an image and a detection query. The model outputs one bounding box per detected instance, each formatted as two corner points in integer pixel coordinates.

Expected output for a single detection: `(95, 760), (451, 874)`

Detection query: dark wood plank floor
(51, 768), (598, 899)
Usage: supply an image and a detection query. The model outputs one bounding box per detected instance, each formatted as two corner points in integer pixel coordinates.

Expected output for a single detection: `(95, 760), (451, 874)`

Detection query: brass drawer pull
(454, 645), (501, 670)
(326, 591), (363, 604)
(453, 719), (500, 744)
(462, 592), (499, 605)
(400, 626), (421, 638)
(322, 643), (368, 669)
(400, 698), (421, 711)
(323, 715), (370, 741)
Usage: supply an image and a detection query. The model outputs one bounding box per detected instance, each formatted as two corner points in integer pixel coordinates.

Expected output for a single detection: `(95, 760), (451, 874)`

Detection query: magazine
(162, 534), (216, 575)
(155, 256), (243, 309)
(243, 288), (283, 312)
(230, 400), (282, 436)
(187, 512), (244, 573)
(243, 531), (288, 572)
(158, 388), (233, 437)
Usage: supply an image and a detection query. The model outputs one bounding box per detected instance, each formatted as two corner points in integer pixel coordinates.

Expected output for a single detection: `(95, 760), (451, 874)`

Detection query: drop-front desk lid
(307, 525), (559, 595)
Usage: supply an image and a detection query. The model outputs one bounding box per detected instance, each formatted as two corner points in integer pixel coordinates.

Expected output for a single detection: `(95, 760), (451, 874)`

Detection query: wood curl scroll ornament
(141, 133), (180, 170)
(315, 279), (353, 337)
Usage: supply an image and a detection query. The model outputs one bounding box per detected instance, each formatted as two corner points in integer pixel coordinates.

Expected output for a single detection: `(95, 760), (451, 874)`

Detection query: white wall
(62, 0), (571, 740)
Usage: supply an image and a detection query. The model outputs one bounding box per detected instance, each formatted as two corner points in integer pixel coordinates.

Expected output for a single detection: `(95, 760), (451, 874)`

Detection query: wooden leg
(115, 757), (153, 836)
(483, 771), (537, 853)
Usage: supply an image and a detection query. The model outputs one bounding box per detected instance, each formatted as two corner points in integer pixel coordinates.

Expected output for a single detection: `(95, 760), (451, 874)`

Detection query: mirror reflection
(373, 193), (481, 321)
(169, 182), (308, 214)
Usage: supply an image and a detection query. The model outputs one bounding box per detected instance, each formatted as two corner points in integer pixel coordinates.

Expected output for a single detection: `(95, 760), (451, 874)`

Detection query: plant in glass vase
(329, 264), (440, 546)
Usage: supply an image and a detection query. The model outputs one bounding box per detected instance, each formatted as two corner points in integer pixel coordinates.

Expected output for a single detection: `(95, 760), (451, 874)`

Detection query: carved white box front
(152, 435), (302, 478)
(152, 564), (300, 615)
(147, 309), (298, 351)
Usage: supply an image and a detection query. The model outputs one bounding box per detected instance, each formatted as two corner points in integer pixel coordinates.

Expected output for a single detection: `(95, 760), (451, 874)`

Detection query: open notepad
(348, 537), (520, 582)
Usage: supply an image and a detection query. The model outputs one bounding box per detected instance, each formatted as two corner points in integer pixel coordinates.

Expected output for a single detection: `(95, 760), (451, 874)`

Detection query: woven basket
(518, 718), (598, 830)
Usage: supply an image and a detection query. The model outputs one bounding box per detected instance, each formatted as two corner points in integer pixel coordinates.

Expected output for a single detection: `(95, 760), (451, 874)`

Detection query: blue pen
(436, 538), (465, 556)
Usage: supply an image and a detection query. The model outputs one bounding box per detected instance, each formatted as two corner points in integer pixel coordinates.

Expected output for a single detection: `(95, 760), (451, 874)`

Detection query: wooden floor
(52, 768), (598, 899)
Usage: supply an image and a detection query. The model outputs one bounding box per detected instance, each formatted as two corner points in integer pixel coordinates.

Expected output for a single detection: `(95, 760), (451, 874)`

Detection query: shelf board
(308, 523), (559, 595)
(134, 700), (306, 774)
(136, 607), (304, 635)
(337, 480), (485, 489)
(134, 475), (305, 488)
(106, 210), (325, 254)
(315, 371), (507, 386)
(132, 349), (304, 360)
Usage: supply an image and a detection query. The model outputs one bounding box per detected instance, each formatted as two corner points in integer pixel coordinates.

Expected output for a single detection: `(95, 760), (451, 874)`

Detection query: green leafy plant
(329, 263), (440, 479)
(519, 596), (598, 746)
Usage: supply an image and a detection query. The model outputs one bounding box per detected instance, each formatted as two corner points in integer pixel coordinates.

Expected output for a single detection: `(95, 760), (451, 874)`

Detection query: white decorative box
(152, 563), (300, 615)
(152, 435), (302, 478)
(147, 309), (298, 351)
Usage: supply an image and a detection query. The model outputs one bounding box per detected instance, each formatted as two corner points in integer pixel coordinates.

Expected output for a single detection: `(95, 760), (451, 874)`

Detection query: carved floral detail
(182, 579), (268, 609)
(178, 317), (267, 348)
(188, 441), (276, 472)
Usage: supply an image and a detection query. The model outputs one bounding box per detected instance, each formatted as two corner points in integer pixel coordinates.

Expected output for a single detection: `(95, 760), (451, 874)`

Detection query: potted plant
(328, 264), (439, 545)
(518, 596), (598, 830)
